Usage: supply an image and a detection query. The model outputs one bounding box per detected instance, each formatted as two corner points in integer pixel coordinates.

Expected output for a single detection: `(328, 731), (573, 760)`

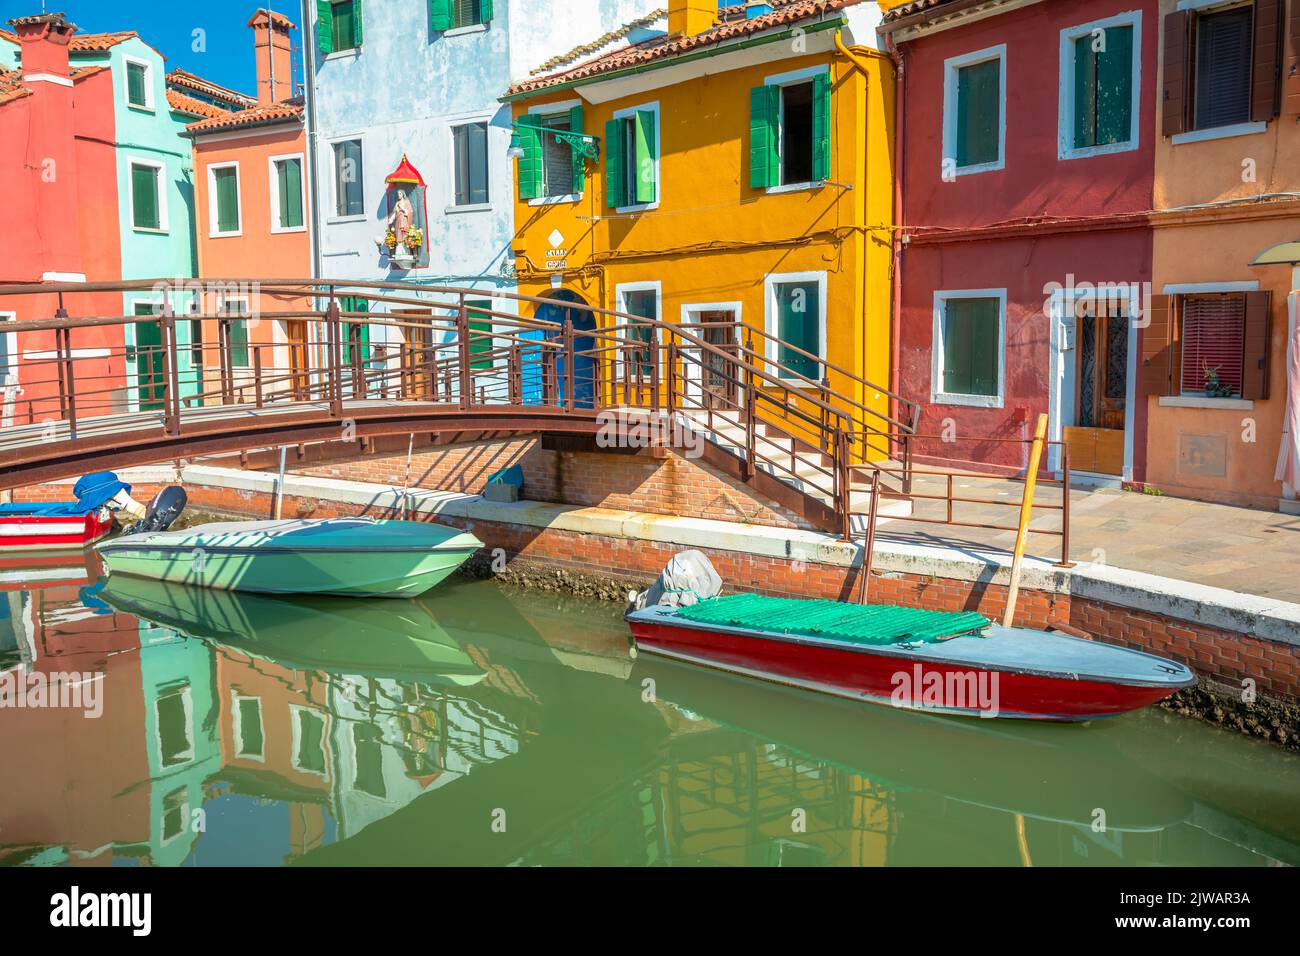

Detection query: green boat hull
(98, 518), (482, 597)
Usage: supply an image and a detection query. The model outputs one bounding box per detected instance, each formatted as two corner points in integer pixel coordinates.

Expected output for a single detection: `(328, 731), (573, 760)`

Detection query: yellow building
(504, 0), (898, 456)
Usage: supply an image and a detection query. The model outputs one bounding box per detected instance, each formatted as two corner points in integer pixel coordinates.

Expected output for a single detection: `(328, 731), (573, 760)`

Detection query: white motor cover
(635, 550), (723, 610)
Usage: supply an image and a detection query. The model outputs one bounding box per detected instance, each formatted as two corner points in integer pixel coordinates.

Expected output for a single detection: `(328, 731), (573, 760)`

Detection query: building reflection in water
(1, 556), (1298, 868)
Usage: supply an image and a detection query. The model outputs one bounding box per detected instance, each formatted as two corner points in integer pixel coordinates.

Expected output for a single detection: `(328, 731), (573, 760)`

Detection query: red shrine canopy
(385, 154), (426, 187)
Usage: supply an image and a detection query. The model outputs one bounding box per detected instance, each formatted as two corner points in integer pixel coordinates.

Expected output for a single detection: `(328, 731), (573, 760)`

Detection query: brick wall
(285, 439), (812, 529)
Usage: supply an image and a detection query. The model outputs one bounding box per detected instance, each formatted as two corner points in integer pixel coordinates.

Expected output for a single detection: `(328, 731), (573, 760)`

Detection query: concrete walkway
(881, 474), (1300, 604)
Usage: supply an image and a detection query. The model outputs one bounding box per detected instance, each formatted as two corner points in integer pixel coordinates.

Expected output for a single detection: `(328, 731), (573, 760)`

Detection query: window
(765, 272), (826, 381)
(1162, 2), (1282, 138)
(942, 46), (1006, 174)
(0, 312), (15, 384)
(125, 57), (152, 109)
(932, 291), (1005, 407)
(1061, 15), (1140, 157)
(155, 683), (194, 769)
(129, 160), (165, 231)
(318, 0), (362, 54)
(208, 163), (241, 237)
(161, 788), (188, 843)
(617, 284), (659, 374)
(431, 0), (492, 30)
(340, 295), (369, 366)
(233, 694), (265, 759)
(1143, 289), (1271, 400)
(332, 139), (364, 217)
(749, 71), (830, 189)
(352, 723), (387, 798)
(516, 105), (585, 202)
(270, 155), (305, 230)
(452, 122), (489, 207)
(292, 707), (327, 775)
(605, 104), (659, 209)
(221, 298), (251, 368)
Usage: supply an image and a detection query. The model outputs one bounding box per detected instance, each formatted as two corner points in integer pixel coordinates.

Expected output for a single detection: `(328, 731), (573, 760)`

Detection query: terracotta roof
(507, 0), (864, 97)
(166, 87), (230, 119)
(0, 68), (31, 105)
(70, 31), (137, 51)
(879, 0), (970, 26)
(6, 12), (77, 30)
(166, 67), (254, 108)
(69, 64), (105, 80)
(531, 8), (667, 75)
(185, 98), (303, 134)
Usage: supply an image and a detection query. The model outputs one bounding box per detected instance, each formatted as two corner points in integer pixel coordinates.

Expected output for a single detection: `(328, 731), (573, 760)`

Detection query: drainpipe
(300, 0), (325, 377)
(884, 30), (907, 457)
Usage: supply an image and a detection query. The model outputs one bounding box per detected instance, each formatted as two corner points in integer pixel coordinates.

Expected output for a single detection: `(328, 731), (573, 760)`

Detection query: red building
(881, 0), (1159, 484)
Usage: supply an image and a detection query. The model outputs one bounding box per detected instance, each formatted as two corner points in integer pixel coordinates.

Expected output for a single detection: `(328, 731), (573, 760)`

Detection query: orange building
(186, 10), (310, 399)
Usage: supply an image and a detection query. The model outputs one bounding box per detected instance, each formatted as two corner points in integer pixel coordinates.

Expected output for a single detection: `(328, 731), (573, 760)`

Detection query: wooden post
(456, 295), (471, 411)
(326, 290), (343, 417)
(274, 445), (287, 519)
(857, 466), (881, 604)
(1003, 413), (1049, 627)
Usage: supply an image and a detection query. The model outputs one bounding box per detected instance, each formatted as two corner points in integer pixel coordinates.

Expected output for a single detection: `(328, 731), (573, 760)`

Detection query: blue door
(533, 290), (595, 409)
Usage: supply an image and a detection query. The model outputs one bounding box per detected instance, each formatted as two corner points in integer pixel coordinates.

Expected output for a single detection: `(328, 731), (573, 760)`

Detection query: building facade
(882, 0), (1160, 484)
(506, 0), (896, 439)
(301, 0), (659, 364)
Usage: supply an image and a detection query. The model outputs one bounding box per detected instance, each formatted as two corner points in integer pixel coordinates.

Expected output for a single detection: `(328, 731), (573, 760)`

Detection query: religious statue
(388, 189), (414, 246)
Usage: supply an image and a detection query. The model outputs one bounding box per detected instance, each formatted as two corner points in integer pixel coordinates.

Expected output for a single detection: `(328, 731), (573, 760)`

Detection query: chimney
(668, 0), (718, 37)
(248, 8), (294, 105)
(9, 11), (76, 78)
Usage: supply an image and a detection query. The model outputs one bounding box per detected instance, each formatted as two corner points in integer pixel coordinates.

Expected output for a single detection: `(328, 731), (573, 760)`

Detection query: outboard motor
(627, 549), (723, 614)
(124, 486), (187, 535)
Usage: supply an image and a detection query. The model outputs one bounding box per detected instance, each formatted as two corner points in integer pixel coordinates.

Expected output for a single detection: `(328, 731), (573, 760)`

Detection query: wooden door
(285, 319), (309, 399)
(396, 309), (433, 399)
(133, 304), (165, 411)
(1067, 301), (1128, 475)
(699, 310), (739, 410)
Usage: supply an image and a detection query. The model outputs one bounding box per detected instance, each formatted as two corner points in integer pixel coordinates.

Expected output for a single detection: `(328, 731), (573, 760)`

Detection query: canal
(2, 560), (1299, 867)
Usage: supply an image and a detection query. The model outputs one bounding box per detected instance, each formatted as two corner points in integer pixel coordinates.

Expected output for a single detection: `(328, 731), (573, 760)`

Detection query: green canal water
(2, 562), (1299, 867)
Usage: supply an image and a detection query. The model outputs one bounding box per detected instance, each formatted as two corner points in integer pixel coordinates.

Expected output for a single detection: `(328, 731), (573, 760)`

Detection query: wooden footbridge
(0, 278), (1072, 557)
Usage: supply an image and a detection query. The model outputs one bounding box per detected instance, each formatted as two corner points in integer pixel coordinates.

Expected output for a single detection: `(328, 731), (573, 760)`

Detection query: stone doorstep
(73, 465), (1300, 649)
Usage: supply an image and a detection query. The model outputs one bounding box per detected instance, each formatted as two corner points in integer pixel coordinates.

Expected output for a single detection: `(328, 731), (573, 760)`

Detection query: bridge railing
(0, 278), (918, 534)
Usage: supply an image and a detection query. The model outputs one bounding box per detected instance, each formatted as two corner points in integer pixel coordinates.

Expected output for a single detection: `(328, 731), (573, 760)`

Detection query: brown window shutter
(1141, 295), (1174, 396)
(1163, 11), (1191, 136)
(1242, 290), (1272, 399)
(1287, 0), (1300, 114)
(1252, 0), (1284, 121)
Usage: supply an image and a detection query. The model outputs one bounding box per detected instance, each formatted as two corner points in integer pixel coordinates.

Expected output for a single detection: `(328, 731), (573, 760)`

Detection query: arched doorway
(528, 289), (596, 408)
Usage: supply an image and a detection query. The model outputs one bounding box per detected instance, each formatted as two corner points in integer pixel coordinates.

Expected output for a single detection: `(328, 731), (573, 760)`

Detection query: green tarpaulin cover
(672, 594), (990, 646)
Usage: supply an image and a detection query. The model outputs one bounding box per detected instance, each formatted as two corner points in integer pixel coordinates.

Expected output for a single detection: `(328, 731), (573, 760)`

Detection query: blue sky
(1, 0), (303, 94)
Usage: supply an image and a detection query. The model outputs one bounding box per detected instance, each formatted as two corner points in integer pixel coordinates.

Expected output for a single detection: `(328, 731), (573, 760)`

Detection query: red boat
(0, 472), (139, 552)
(625, 594), (1196, 722)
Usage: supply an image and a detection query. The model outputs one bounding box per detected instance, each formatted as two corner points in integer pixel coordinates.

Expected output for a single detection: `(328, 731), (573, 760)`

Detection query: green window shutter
(353, 0), (363, 47)
(812, 72), (831, 181)
(480, 0), (493, 23)
(317, 0), (333, 54)
(942, 298), (999, 396)
(132, 164), (159, 229)
(214, 167), (239, 233)
(749, 84), (779, 188)
(955, 59), (1000, 167)
(516, 122), (542, 201)
(230, 319), (250, 367)
(278, 159), (303, 228)
(468, 300), (493, 370)
(1073, 36), (1096, 148)
(569, 105), (586, 194)
(633, 109), (656, 204)
(430, 0), (452, 31)
(1095, 25), (1133, 145)
(775, 281), (820, 379)
(605, 117), (626, 208)
(127, 63), (146, 106)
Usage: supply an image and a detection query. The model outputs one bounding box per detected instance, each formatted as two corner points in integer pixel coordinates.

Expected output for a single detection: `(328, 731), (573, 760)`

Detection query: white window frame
(612, 100), (661, 213)
(327, 135), (366, 223)
(931, 288), (1007, 408)
(289, 705), (328, 777)
(207, 161), (242, 238)
(526, 99), (583, 207)
(1058, 12), (1143, 160)
(763, 270), (828, 385)
(267, 152), (307, 233)
(615, 280), (663, 380)
(942, 44), (1008, 177)
(230, 691), (266, 762)
(446, 116), (493, 213)
(764, 64), (831, 193)
(0, 311), (15, 377)
(123, 54), (154, 111)
(127, 157), (168, 233)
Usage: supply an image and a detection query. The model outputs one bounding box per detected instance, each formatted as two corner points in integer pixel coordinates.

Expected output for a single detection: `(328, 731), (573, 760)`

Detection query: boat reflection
(1, 567), (1297, 867)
